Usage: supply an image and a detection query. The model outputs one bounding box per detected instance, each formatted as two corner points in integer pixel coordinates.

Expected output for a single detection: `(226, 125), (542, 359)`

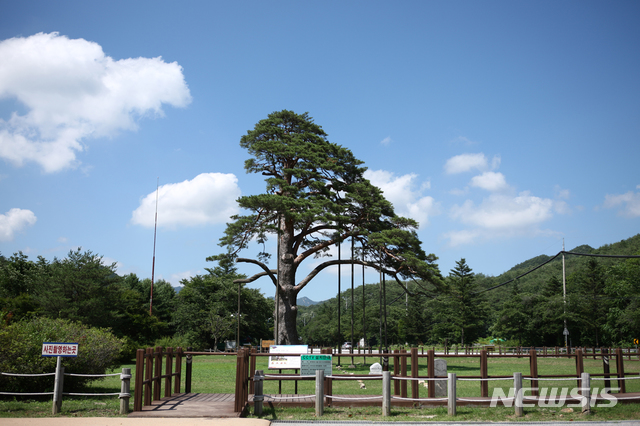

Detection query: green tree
(433, 259), (488, 346)
(217, 110), (442, 344)
(568, 258), (609, 346)
(172, 260), (272, 349)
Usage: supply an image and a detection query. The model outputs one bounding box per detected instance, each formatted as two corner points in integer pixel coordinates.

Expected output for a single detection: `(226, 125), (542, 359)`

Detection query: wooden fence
(234, 347), (639, 412)
(131, 345), (638, 413)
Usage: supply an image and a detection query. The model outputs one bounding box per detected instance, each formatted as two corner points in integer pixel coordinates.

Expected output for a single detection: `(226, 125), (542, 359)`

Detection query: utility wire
(472, 251), (640, 295)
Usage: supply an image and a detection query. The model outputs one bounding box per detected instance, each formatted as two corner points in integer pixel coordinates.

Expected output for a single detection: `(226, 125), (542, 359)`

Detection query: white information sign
(268, 345), (307, 369)
(42, 342), (79, 357)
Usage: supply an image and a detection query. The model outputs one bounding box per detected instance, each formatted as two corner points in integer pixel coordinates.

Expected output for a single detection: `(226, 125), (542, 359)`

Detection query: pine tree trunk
(275, 216), (300, 344)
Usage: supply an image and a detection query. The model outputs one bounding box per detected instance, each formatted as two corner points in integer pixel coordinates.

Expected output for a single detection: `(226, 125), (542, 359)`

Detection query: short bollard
(254, 370), (264, 416)
(315, 370), (324, 417)
(382, 371), (391, 416)
(120, 367), (131, 414)
(514, 372), (523, 417)
(448, 373), (456, 416)
(581, 372), (591, 414)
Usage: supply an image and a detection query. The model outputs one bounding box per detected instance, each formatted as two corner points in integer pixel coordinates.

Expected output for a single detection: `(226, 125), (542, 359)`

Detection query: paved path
(1, 420), (270, 426)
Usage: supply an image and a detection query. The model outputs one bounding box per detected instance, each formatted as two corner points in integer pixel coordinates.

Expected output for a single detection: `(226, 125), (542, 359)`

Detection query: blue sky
(1, 0), (639, 302)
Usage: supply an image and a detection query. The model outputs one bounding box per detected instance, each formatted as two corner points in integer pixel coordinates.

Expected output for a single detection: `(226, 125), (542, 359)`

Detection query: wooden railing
(133, 346), (184, 411)
(234, 347), (639, 412)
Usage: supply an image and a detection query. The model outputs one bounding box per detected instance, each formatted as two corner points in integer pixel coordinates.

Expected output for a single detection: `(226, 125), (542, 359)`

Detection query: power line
(472, 251), (640, 295)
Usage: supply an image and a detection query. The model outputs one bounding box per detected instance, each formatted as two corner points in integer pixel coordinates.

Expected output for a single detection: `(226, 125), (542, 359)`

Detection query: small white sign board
(268, 345), (308, 369)
(300, 354), (332, 376)
(42, 342), (78, 357)
(369, 362), (383, 375)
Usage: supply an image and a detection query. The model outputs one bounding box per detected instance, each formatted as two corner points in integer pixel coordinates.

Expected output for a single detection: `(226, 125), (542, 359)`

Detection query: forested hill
(476, 233), (640, 303)
(297, 233), (640, 347)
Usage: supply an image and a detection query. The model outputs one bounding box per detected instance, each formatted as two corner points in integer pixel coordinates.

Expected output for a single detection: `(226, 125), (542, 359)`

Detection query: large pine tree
(216, 110), (442, 344)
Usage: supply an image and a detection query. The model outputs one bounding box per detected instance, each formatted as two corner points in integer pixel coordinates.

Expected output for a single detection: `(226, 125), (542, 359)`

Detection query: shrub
(0, 317), (123, 395)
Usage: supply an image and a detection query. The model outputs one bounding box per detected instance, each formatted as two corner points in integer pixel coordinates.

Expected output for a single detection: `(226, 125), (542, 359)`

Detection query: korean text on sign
(42, 342), (79, 357)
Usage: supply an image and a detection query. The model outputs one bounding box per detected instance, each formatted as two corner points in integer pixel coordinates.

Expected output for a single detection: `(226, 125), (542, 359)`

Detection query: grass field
(0, 351), (638, 419)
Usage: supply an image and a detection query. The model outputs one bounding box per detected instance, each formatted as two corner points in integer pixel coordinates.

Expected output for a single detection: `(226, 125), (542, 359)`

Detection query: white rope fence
(0, 367), (132, 414)
(253, 369), (640, 419)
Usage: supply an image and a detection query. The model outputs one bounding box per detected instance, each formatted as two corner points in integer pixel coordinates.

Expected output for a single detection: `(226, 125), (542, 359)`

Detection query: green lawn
(0, 351), (638, 419)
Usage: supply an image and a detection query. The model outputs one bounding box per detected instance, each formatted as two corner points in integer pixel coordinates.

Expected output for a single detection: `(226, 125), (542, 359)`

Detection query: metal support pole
(448, 373), (456, 416)
(120, 367), (131, 414)
(52, 356), (64, 415)
(382, 371), (391, 416)
(315, 369), (324, 417)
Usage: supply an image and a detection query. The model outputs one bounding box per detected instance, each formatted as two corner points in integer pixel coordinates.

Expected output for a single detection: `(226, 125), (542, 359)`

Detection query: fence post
(529, 349), (538, 396)
(615, 347), (626, 393)
(185, 347), (193, 393)
(234, 348), (245, 412)
(144, 347), (153, 407)
(411, 347), (419, 399)
(382, 370), (391, 416)
(480, 350), (488, 397)
(120, 367), (131, 415)
(400, 349), (407, 398)
(581, 372), (591, 414)
(427, 349), (435, 398)
(393, 349), (399, 396)
(448, 372), (456, 416)
(254, 370), (264, 416)
(250, 347), (257, 394)
(134, 349), (144, 411)
(174, 347), (183, 394)
(602, 348), (611, 391)
(52, 356), (64, 415)
(575, 349), (584, 389)
(164, 347), (173, 398)
(315, 369), (324, 417)
(153, 346), (162, 401)
(514, 372), (523, 417)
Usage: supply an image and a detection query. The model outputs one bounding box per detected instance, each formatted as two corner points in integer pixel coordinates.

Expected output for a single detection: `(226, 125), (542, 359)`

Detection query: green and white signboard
(300, 354), (332, 376)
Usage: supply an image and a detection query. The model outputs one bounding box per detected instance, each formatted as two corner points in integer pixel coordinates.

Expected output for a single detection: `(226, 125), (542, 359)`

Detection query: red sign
(42, 342), (79, 357)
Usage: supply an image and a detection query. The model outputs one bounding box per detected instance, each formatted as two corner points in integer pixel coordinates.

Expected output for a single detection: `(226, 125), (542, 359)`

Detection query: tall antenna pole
(150, 178), (159, 316)
(562, 238), (568, 349)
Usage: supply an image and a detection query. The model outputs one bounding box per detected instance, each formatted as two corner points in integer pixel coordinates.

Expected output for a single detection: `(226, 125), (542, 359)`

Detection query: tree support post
(119, 367), (131, 415)
(52, 356), (64, 415)
(448, 372), (456, 416)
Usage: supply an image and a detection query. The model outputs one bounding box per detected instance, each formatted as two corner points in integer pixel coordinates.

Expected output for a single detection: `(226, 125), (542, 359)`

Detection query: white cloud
(170, 270), (199, 287)
(131, 173), (241, 228)
(445, 192), (559, 246)
(0, 32), (191, 172)
(0, 208), (37, 241)
(451, 192), (554, 230)
(364, 169), (439, 226)
(603, 190), (640, 218)
(380, 136), (393, 146)
(443, 153), (501, 175)
(470, 171), (509, 192)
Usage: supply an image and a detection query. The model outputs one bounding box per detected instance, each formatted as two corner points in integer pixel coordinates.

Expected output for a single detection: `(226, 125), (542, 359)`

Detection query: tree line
(0, 249), (274, 360)
(297, 234), (640, 348)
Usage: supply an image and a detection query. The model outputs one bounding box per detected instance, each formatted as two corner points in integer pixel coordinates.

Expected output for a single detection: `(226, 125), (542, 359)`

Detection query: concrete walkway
(1, 419), (270, 426)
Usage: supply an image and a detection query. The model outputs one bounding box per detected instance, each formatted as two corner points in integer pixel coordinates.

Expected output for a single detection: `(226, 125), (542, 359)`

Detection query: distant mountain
(267, 295), (319, 306)
(298, 296), (319, 306)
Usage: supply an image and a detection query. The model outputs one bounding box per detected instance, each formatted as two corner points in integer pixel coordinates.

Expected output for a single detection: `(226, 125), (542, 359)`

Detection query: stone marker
(369, 362), (383, 375)
(434, 358), (447, 397)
